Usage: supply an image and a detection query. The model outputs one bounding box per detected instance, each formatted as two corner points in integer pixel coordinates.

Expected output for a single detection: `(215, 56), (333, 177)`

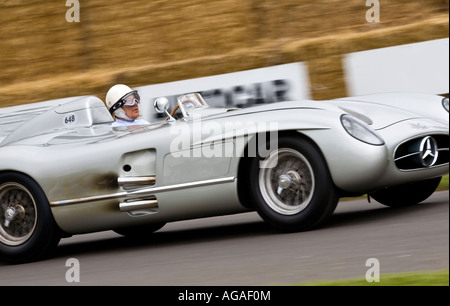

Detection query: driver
(106, 84), (150, 127)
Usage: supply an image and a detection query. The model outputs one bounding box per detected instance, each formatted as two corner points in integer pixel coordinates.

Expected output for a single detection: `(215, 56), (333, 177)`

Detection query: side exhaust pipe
(119, 199), (158, 212)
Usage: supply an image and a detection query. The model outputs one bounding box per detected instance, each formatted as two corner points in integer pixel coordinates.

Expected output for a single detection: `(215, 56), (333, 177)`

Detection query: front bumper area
(321, 117), (449, 194)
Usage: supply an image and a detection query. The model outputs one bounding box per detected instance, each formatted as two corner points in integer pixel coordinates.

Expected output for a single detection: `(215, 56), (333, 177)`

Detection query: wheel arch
(236, 130), (333, 209)
(0, 170), (41, 190)
(0, 170), (68, 236)
(0, 170), (65, 263)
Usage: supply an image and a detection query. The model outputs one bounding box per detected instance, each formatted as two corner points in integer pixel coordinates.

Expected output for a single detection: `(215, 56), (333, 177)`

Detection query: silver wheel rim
(0, 183), (37, 246)
(259, 148), (315, 215)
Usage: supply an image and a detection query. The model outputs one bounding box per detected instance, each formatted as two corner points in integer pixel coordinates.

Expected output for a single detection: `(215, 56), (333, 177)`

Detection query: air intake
(394, 135), (449, 170)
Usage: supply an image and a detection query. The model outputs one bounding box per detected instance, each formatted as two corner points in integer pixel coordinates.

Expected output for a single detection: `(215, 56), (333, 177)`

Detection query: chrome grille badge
(419, 136), (438, 167)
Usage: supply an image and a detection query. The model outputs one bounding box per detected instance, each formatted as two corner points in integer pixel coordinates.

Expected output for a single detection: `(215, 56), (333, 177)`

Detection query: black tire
(249, 136), (339, 232)
(370, 177), (442, 207)
(0, 172), (61, 264)
(113, 223), (166, 238)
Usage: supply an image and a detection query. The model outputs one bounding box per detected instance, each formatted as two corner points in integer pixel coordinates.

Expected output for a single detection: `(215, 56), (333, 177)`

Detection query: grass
(298, 269), (449, 286)
(437, 174), (449, 191)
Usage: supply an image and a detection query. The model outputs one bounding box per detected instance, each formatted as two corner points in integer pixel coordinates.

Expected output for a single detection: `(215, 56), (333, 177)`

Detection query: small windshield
(177, 93), (208, 115)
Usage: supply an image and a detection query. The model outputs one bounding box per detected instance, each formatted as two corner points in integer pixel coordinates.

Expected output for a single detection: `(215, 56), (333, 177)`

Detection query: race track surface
(0, 191), (448, 286)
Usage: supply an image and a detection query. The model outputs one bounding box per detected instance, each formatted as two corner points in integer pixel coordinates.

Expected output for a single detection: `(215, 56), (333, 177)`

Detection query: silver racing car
(0, 92), (448, 263)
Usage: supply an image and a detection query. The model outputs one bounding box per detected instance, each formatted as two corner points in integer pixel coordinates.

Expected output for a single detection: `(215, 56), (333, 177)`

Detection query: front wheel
(249, 136), (339, 232)
(0, 173), (61, 264)
(369, 177), (442, 207)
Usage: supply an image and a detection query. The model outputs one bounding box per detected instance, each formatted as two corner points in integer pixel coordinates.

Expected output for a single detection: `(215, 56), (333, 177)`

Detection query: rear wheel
(249, 136), (338, 232)
(370, 177), (442, 207)
(0, 172), (61, 264)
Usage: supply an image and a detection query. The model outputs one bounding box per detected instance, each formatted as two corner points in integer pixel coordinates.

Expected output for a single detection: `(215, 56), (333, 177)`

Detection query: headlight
(443, 97), (449, 112)
(341, 114), (384, 146)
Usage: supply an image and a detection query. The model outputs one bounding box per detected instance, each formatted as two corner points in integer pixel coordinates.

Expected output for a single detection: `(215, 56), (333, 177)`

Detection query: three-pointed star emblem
(419, 136), (439, 167)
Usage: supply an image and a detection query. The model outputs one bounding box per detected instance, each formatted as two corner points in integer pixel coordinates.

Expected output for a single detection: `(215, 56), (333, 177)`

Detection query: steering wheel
(169, 104), (179, 117)
(167, 100), (196, 121)
(163, 104), (180, 122)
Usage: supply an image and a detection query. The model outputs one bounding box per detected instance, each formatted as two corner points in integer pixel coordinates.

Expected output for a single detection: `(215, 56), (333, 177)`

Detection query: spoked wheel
(0, 183), (37, 246)
(249, 136), (339, 232)
(259, 148), (315, 216)
(0, 173), (61, 264)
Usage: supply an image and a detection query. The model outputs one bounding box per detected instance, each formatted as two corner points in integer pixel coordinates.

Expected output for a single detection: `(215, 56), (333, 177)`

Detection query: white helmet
(106, 84), (140, 117)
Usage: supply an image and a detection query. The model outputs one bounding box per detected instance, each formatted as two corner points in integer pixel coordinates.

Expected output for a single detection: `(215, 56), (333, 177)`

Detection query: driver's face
(123, 101), (140, 120)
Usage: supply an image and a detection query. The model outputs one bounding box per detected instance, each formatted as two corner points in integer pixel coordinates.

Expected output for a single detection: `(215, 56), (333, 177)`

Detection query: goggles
(109, 91), (141, 114)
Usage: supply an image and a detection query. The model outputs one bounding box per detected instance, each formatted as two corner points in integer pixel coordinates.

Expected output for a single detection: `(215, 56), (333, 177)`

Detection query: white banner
(136, 63), (311, 121)
(344, 38), (449, 96)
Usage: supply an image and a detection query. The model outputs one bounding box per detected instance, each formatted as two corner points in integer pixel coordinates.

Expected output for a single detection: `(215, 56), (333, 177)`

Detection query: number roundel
(63, 113), (77, 126)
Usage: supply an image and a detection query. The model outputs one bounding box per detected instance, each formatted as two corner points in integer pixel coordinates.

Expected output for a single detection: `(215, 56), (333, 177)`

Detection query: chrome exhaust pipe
(118, 176), (156, 188)
(119, 199), (158, 212)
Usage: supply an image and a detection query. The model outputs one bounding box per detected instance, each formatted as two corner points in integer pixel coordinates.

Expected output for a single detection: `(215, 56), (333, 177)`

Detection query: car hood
(196, 99), (425, 130)
(330, 100), (423, 130)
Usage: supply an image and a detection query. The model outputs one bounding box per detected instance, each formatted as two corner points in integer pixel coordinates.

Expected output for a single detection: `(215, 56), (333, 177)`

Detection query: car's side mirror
(154, 97), (175, 122)
(154, 97), (170, 113)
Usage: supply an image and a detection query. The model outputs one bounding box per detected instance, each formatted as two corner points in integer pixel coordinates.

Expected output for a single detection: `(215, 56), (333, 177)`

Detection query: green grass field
(437, 174), (449, 191)
(298, 269), (449, 286)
